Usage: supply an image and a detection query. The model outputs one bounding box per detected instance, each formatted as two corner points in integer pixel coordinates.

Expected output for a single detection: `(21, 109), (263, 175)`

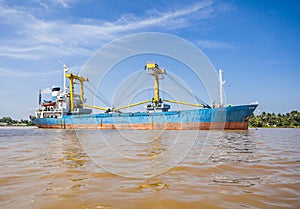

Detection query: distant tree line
(0, 117), (34, 126)
(249, 110), (300, 128)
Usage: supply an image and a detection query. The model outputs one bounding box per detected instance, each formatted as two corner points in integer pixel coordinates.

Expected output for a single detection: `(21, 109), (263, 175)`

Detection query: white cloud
(0, 67), (59, 77)
(52, 0), (74, 8)
(37, 0), (76, 9)
(197, 40), (235, 50)
(0, 46), (44, 60)
(0, 0), (224, 60)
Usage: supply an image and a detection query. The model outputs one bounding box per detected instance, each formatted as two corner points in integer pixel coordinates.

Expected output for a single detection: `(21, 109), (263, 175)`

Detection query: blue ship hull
(31, 104), (257, 130)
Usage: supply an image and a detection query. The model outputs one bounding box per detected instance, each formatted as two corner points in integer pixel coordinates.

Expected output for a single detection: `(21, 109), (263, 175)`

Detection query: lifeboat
(42, 101), (56, 106)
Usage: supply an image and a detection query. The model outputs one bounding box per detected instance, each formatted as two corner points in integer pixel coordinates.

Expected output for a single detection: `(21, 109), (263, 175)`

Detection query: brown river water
(0, 127), (299, 209)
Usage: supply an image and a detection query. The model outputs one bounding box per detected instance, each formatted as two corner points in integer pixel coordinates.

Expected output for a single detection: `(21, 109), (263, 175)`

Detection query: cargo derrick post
(65, 73), (88, 112)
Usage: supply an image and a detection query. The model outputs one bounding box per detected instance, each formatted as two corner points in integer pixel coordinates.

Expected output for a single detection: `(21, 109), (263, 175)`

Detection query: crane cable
(84, 82), (111, 107)
(112, 70), (146, 107)
(166, 73), (210, 107)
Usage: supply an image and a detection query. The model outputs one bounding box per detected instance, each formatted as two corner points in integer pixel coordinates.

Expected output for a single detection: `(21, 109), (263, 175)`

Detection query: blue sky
(0, 0), (299, 119)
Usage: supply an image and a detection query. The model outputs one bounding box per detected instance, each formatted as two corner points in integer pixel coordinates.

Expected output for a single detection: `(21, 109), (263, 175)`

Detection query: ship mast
(219, 69), (225, 107)
(63, 64), (69, 94)
(38, 89), (41, 106)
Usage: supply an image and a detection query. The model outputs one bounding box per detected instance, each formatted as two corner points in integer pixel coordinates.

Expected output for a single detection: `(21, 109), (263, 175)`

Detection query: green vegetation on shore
(249, 110), (300, 128)
(0, 117), (34, 126)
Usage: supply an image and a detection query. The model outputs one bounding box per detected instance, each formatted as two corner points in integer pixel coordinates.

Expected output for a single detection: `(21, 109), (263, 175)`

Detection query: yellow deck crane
(65, 73), (88, 111)
(113, 61), (170, 112)
(66, 72), (109, 113)
(146, 62), (164, 104)
(144, 62), (170, 112)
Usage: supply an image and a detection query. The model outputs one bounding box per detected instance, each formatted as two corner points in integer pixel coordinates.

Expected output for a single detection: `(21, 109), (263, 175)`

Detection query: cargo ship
(30, 62), (257, 130)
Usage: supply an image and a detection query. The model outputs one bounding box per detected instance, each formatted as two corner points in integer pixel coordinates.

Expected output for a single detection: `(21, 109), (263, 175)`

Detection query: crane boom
(163, 99), (205, 108)
(114, 100), (152, 111)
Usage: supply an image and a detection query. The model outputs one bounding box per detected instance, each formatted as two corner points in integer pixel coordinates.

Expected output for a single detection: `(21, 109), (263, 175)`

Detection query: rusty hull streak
(37, 122), (249, 130)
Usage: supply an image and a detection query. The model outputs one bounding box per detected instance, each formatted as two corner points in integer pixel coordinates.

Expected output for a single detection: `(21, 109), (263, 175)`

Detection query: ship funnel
(51, 87), (61, 102)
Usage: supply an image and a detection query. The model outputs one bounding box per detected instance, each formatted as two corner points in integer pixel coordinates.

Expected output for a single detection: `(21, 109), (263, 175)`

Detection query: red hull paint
(36, 122), (249, 130)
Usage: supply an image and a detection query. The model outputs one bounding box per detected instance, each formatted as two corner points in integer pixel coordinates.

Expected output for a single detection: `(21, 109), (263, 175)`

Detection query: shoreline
(249, 126), (300, 129)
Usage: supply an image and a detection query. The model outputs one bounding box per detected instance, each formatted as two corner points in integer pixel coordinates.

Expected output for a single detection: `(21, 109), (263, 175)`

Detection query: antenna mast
(63, 64), (69, 94)
(219, 69), (225, 107)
